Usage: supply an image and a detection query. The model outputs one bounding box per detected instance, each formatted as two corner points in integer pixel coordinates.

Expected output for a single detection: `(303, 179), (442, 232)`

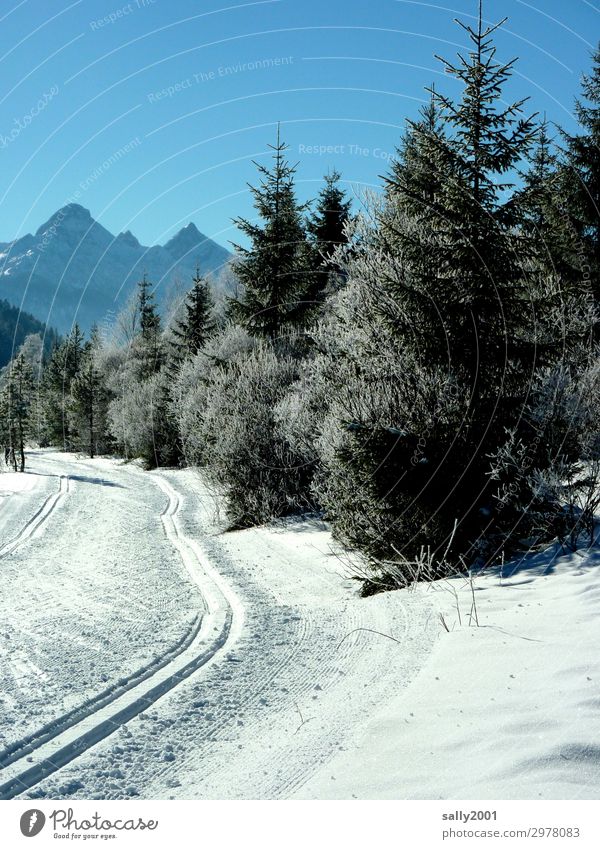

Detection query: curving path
(0, 450), (436, 800)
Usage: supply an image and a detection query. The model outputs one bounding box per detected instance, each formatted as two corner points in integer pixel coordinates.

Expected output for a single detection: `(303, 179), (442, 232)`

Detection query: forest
(3, 9), (600, 593)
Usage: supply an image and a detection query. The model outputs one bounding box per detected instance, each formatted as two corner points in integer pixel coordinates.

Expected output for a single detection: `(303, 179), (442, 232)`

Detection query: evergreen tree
(135, 274), (164, 377)
(561, 43), (600, 291)
(313, 3), (547, 566)
(69, 335), (109, 458)
(41, 325), (85, 449)
(229, 127), (316, 339)
(147, 372), (182, 469)
(171, 268), (215, 363)
(384, 86), (449, 218)
(429, 2), (537, 399)
(307, 170), (352, 295)
(516, 117), (583, 284)
(0, 353), (34, 471)
(378, 89), (452, 363)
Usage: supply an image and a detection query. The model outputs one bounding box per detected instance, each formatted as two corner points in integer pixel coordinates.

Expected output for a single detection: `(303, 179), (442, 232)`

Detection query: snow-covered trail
(0, 452), (241, 799)
(0, 450), (436, 800)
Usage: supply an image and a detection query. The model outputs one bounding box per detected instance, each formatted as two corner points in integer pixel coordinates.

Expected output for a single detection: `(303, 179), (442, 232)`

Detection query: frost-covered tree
(172, 325), (256, 469)
(0, 352), (34, 471)
(301, 5), (583, 574)
(198, 340), (309, 527)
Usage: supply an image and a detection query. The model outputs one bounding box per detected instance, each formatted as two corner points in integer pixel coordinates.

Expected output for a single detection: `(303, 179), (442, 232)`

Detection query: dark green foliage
(384, 87), (449, 218)
(0, 352), (34, 471)
(136, 274), (164, 379)
(312, 6), (583, 575)
(144, 373), (182, 469)
(69, 334), (110, 458)
(560, 44), (600, 290)
(229, 128), (316, 339)
(41, 325), (86, 449)
(516, 119), (584, 286)
(170, 268), (215, 365)
(306, 170), (352, 296)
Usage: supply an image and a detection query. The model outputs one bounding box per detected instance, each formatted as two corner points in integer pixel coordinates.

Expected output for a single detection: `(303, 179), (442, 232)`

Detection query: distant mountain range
(0, 204), (232, 334)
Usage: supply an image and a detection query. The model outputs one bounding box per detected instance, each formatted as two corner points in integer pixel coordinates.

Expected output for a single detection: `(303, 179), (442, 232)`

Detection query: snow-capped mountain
(0, 204), (232, 334)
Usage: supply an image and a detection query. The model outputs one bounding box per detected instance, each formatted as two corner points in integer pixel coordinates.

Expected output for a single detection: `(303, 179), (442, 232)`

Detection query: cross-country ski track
(0, 450), (436, 800)
(0, 463), (240, 798)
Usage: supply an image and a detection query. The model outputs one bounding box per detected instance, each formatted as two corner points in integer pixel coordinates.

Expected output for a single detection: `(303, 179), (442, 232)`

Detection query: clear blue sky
(0, 0), (597, 249)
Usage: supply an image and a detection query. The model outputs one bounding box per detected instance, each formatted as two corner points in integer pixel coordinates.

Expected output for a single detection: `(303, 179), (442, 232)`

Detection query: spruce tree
(560, 44), (600, 300)
(517, 117), (582, 284)
(0, 353), (34, 471)
(416, 2), (538, 548)
(429, 2), (537, 399)
(380, 89), (452, 363)
(42, 325), (85, 449)
(307, 170), (352, 296)
(171, 268), (215, 363)
(229, 127), (315, 339)
(315, 3), (544, 566)
(385, 86), (448, 218)
(135, 274), (163, 377)
(69, 338), (109, 458)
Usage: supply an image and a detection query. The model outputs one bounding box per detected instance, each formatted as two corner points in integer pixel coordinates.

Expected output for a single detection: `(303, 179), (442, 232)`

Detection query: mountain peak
(164, 222), (204, 259)
(60, 203), (92, 218)
(117, 229), (141, 249)
(35, 203), (93, 236)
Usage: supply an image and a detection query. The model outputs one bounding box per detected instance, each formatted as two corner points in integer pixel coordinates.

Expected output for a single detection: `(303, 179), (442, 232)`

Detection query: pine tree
(312, 3), (545, 566)
(385, 86), (449, 218)
(516, 117), (581, 283)
(69, 337), (109, 458)
(561, 43), (600, 296)
(0, 353), (34, 471)
(380, 89), (452, 363)
(171, 268), (215, 363)
(429, 1), (537, 399)
(306, 170), (352, 295)
(229, 126), (315, 339)
(41, 325), (85, 449)
(135, 274), (163, 377)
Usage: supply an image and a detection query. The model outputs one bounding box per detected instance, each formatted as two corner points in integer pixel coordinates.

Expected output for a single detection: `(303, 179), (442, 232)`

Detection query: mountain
(0, 298), (60, 368)
(0, 205), (232, 334)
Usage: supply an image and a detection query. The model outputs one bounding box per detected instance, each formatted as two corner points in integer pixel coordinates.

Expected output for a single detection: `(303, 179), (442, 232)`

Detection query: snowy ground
(0, 450), (598, 799)
(298, 546), (600, 799)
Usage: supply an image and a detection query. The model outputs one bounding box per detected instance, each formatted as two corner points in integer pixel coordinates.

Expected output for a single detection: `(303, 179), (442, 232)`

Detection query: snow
(0, 452), (201, 760)
(0, 471), (38, 494)
(297, 548), (600, 800)
(0, 450), (599, 800)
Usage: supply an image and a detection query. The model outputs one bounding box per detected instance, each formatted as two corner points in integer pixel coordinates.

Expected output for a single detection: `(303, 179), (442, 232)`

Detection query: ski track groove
(3, 457), (428, 800)
(136, 484), (373, 800)
(145, 605), (320, 791)
(0, 469), (242, 800)
(0, 475), (69, 559)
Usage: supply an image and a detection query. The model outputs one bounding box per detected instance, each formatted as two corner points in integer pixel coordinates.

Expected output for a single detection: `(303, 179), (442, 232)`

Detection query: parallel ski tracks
(0, 475), (69, 559)
(0, 472), (242, 799)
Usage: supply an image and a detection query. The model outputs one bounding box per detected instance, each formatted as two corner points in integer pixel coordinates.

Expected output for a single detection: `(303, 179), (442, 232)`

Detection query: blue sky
(0, 0), (597, 249)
